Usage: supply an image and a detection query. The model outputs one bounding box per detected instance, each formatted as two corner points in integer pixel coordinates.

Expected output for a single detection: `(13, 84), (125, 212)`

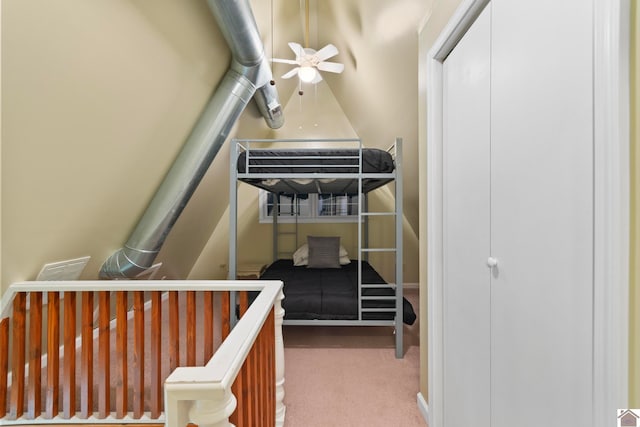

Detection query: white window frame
(258, 190), (360, 224)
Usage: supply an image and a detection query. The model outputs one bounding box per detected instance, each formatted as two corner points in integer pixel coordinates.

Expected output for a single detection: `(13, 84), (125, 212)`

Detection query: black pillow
(306, 236), (341, 269)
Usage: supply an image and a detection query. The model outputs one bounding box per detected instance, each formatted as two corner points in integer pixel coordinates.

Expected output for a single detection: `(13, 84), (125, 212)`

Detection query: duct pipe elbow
(99, 246), (157, 279)
(251, 57), (284, 129)
(231, 57), (283, 129)
(255, 83), (284, 129)
(210, 0), (282, 129)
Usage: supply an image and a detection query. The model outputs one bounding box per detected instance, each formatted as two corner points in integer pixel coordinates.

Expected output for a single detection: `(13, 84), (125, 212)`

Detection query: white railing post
(164, 398), (192, 427)
(274, 290), (286, 426)
(187, 392), (237, 427)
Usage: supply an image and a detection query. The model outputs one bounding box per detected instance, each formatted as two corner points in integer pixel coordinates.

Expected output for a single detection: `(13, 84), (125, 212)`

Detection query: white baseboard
(404, 282), (420, 289)
(417, 392), (429, 425)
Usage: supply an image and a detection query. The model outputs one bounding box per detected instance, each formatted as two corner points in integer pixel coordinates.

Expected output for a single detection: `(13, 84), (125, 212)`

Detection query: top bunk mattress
(237, 148), (394, 174)
(236, 148), (395, 194)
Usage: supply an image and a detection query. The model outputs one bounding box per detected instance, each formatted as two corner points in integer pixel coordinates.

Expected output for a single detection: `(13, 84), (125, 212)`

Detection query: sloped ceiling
(1, 0), (431, 286)
(314, 0), (431, 233)
(263, 0), (430, 233)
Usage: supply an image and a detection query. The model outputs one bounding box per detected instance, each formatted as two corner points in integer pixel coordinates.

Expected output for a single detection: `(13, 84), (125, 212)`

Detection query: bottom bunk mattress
(258, 259), (416, 325)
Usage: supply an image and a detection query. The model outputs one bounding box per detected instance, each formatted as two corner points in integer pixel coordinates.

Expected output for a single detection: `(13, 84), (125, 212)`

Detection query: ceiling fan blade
(314, 44), (339, 62)
(288, 42), (304, 58)
(311, 72), (323, 84)
(271, 58), (299, 65)
(281, 67), (300, 79)
(317, 61), (345, 74)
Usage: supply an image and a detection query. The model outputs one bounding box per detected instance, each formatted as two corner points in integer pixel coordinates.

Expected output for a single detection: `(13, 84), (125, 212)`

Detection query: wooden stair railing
(0, 280), (285, 426)
(164, 281), (285, 427)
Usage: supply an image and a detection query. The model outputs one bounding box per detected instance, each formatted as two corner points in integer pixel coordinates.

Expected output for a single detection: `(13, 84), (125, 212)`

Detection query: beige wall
(316, 0), (430, 236)
(630, 0), (639, 408)
(1, 0), (229, 287)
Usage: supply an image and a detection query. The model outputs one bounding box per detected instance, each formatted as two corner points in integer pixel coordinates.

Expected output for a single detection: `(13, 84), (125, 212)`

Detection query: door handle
(486, 257), (498, 268)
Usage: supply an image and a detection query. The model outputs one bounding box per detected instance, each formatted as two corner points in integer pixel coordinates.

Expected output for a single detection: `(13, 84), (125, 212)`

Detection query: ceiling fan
(272, 42), (344, 84)
(270, 0), (344, 84)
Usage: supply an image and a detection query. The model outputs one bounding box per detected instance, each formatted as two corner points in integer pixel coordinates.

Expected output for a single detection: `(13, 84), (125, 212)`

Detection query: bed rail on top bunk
(229, 137), (405, 358)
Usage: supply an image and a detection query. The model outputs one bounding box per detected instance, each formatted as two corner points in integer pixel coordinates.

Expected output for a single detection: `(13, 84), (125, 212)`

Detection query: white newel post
(274, 290), (286, 426)
(187, 391), (237, 427)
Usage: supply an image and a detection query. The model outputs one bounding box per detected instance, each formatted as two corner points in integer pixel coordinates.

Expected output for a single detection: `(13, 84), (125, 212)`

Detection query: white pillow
(339, 255), (351, 265)
(293, 243), (350, 266)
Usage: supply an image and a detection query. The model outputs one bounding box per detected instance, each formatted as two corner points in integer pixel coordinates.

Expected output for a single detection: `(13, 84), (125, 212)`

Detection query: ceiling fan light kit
(272, 42), (344, 85)
(297, 66), (317, 83)
(270, 0), (344, 85)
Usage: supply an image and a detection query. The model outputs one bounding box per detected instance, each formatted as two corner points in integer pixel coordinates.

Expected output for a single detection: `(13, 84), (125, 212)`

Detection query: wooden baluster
(221, 292), (230, 340)
(249, 338), (257, 425)
(243, 359), (251, 427)
(133, 291), (144, 419)
(263, 313), (270, 426)
(265, 321), (271, 425)
(45, 292), (60, 419)
(97, 291), (110, 419)
(247, 348), (255, 427)
(10, 292), (26, 419)
(274, 294), (286, 427)
(234, 288), (248, 423)
(150, 291), (162, 418)
(232, 291), (249, 427)
(247, 353), (254, 427)
(258, 318), (271, 426)
(63, 292), (76, 419)
(80, 292), (93, 419)
(28, 292), (42, 419)
(115, 291), (127, 418)
(268, 308), (276, 427)
(169, 292), (179, 371)
(239, 349), (251, 427)
(186, 291), (196, 366)
(252, 334), (260, 427)
(203, 291), (214, 362)
(239, 291), (248, 316)
(0, 318), (9, 418)
(257, 328), (263, 426)
(230, 366), (241, 427)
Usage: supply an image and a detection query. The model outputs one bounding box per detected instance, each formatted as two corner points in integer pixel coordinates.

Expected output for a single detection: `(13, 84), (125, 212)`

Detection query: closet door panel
(489, 1), (594, 425)
(442, 5), (491, 426)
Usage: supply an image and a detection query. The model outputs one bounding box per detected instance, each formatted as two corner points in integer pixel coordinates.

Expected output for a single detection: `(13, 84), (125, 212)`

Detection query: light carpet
(282, 288), (426, 427)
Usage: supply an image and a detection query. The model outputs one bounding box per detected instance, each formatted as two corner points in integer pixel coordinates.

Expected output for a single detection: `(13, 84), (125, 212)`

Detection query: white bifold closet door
(442, 1), (594, 426)
(442, 4), (491, 427)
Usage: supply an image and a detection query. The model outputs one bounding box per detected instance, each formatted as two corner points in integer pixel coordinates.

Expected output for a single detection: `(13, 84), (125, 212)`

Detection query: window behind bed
(258, 191), (360, 223)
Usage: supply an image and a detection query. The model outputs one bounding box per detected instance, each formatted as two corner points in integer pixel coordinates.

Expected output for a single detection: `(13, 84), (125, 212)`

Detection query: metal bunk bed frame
(229, 137), (404, 357)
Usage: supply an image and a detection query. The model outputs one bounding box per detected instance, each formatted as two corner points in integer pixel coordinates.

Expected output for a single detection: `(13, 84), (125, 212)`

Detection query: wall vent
(36, 256), (90, 281)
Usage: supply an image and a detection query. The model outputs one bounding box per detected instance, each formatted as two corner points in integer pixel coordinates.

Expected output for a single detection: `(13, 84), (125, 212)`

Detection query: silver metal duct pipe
(100, 0), (283, 279)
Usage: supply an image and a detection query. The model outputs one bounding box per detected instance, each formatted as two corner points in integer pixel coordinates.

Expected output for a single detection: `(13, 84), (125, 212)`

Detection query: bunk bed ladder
(358, 138), (404, 358)
(272, 196), (299, 262)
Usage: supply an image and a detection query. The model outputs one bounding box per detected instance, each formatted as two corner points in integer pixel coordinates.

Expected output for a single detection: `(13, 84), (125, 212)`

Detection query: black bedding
(237, 148), (395, 194)
(258, 259), (416, 325)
